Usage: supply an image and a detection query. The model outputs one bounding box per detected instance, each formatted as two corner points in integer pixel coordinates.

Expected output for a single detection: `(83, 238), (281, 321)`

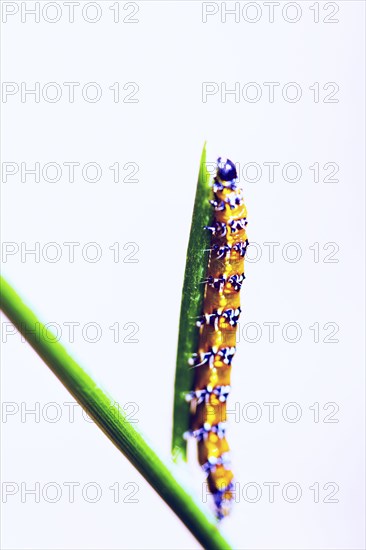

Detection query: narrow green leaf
(0, 275), (232, 550)
(172, 143), (214, 462)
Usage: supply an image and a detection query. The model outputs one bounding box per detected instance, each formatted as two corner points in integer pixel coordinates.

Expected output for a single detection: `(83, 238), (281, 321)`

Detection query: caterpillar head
(217, 157), (237, 182)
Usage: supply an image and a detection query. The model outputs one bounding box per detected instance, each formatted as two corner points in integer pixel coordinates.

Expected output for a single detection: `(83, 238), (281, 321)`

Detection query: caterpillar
(186, 157), (248, 519)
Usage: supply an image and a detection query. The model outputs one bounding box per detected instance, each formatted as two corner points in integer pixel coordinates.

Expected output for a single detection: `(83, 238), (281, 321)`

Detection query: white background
(1, 1), (365, 549)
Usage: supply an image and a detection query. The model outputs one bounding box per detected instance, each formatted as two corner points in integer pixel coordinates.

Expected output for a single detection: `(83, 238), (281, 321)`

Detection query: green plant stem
(172, 143), (214, 462)
(0, 275), (232, 550)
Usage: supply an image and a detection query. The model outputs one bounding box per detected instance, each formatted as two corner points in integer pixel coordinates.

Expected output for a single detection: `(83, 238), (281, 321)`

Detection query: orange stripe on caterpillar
(189, 157), (248, 520)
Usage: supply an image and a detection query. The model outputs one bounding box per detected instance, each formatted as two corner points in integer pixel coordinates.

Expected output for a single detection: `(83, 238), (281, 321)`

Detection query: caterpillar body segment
(189, 157), (248, 519)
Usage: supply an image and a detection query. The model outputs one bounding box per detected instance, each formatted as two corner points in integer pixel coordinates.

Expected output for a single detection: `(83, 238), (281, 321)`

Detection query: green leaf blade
(0, 275), (232, 550)
(172, 143), (213, 462)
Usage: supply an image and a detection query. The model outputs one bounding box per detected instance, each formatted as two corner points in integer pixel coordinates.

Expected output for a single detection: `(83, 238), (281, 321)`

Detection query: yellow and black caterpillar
(187, 157), (248, 519)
